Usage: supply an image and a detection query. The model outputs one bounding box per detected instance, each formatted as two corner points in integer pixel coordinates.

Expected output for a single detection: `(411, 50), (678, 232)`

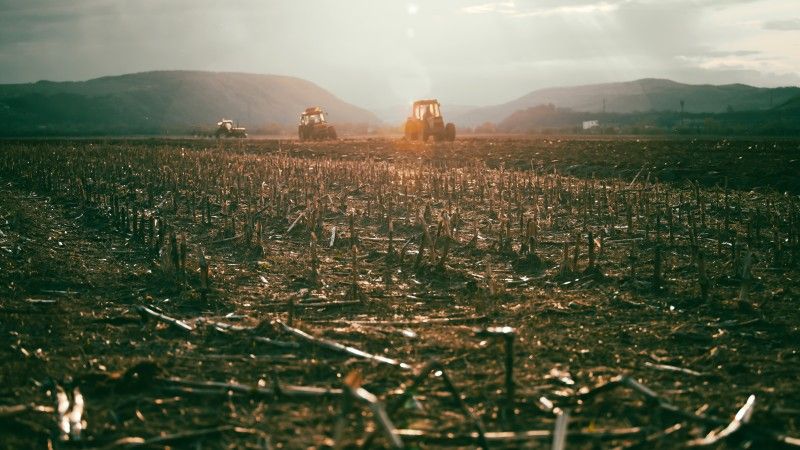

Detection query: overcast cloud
(0, 0), (798, 109)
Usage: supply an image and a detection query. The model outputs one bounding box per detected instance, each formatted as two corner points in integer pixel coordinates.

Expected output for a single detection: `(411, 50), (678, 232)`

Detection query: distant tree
(474, 122), (497, 134)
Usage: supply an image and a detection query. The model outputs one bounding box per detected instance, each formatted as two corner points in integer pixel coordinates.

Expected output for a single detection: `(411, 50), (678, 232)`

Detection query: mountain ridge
(454, 78), (800, 127)
(0, 70), (379, 135)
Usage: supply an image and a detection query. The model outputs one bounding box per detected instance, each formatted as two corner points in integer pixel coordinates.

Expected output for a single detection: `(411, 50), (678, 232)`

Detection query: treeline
(494, 103), (800, 136)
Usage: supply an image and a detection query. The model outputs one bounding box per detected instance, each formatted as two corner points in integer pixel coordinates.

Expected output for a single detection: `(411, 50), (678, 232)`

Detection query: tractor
(298, 107), (337, 141)
(404, 99), (456, 142)
(215, 119), (247, 138)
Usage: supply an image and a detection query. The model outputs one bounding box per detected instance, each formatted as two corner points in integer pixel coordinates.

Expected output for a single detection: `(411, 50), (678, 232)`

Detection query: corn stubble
(1, 137), (799, 448)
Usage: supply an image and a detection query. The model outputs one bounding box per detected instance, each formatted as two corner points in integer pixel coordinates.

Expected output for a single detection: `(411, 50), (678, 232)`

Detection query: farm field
(1, 137), (799, 449)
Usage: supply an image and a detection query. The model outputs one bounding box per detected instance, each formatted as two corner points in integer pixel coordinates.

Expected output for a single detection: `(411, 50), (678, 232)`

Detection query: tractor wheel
(328, 127), (337, 140)
(422, 123), (431, 142)
(445, 123), (456, 142)
(298, 125), (305, 141)
(404, 120), (417, 140)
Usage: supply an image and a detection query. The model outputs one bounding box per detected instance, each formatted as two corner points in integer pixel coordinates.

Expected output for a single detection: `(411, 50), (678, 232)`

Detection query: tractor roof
(302, 107), (324, 116)
(412, 99), (440, 107)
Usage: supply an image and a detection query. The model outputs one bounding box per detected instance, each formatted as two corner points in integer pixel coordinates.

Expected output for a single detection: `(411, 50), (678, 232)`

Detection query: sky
(1, 0), (799, 109)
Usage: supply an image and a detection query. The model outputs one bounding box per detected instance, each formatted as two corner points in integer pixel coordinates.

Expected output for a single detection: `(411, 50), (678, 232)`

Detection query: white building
(582, 120), (600, 130)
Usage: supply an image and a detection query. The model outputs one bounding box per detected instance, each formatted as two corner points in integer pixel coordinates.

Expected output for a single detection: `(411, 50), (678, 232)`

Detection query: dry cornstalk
(277, 321), (412, 370)
(135, 305), (194, 332)
(309, 232), (319, 287)
(697, 250), (710, 302)
(738, 250), (753, 304)
(342, 371), (404, 449)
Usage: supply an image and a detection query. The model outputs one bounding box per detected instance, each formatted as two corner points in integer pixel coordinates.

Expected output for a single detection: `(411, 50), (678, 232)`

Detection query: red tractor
(298, 107), (337, 141)
(404, 99), (456, 142)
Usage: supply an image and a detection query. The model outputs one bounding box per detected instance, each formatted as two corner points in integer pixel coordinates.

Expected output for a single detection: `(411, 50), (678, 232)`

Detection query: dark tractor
(215, 119), (247, 138)
(404, 99), (456, 142)
(298, 107), (337, 141)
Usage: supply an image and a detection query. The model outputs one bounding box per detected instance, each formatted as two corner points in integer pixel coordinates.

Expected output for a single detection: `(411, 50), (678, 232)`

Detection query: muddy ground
(1, 137), (799, 449)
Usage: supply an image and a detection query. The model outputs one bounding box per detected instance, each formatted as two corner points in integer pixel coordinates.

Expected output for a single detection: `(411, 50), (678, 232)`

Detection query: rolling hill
(0, 71), (380, 135)
(776, 94), (800, 111)
(455, 78), (800, 127)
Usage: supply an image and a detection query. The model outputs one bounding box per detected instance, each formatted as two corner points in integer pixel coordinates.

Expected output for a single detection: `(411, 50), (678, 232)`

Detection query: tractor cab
(300, 107), (327, 126)
(412, 100), (442, 121)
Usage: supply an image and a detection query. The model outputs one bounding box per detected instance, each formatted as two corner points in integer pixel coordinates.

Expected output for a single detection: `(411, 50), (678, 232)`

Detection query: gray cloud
(703, 50), (762, 57)
(0, 0), (797, 108)
(763, 19), (800, 30)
